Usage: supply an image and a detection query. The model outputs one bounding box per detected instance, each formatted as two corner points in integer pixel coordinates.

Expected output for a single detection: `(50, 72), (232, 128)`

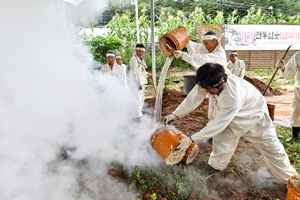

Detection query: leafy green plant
(130, 165), (148, 192)
(80, 33), (122, 64)
(81, 4), (300, 71)
(111, 162), (208, 199)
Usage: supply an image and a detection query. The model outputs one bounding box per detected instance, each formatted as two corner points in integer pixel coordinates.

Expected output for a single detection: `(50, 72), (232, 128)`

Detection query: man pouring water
(165, 31), (230, 143)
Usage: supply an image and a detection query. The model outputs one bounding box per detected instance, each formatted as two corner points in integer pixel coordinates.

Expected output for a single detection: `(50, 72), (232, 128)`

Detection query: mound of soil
(243, 75), (283, 96)
(142, 75), (288, 199)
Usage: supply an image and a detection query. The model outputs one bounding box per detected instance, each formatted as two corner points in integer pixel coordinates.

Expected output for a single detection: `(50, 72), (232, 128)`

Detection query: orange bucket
(267, 103), (275, 121)
(286, 175), (300, 200)
(159, 26), (190, 57)
(177, 131), (200, 164)
(150, 126), (186, 166)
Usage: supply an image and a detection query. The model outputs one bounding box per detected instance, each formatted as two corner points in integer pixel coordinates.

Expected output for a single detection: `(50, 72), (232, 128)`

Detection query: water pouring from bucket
(152, 27), (196, 166)
(154, 26), (191, 120)
(158, 26), (190, 57)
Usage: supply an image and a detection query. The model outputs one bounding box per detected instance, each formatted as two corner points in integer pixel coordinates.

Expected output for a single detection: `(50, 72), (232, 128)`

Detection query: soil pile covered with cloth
(140, 75), (288, 199)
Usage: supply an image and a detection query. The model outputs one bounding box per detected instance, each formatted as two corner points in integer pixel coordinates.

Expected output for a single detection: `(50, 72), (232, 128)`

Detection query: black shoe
(286, 127), (300, 143)
(202, 165), (220, 175)
(203, 138), (212, 144)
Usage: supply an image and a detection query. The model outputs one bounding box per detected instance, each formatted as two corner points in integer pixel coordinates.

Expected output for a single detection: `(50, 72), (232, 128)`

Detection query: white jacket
(283, 51), (300, 88)
(100, 63), (127, 86)
(174, 75), (269, 142)
(129, 55), (148, 86)
(226, 59), (245, 78)
(182, 40), (228, 69)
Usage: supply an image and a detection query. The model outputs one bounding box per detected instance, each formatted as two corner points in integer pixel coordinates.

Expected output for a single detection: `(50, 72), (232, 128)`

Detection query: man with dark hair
(226, 50), (245, 78)
(164, 62), (298, 182)
(129, 43), (152, 120)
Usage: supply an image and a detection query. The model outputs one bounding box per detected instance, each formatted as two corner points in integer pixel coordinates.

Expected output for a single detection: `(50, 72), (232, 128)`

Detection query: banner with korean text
(224, 25), (300, 50)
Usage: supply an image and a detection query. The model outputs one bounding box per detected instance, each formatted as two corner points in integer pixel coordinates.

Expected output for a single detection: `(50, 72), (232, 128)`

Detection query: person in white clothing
(226, 50), (245, 78)
(129, 43), (152, 121)
(174, 31), (228, 70)
(171, 31), (230, 144)
(276, 51), (300, 143)
(116, 55), (127, 75)
(164, 62), (298, 182)
(100, 50), (127, 86)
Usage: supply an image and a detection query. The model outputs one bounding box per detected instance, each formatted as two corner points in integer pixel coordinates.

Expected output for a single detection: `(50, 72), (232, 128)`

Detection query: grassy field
(277, 126), (300, 172)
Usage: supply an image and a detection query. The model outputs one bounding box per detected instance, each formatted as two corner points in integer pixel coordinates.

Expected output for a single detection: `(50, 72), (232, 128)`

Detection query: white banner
(224, 25), (300, 50)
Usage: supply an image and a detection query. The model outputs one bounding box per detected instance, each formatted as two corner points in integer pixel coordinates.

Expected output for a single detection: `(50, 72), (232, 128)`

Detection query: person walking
(226, 50), (245, 78)
(164, 62), (298, 182)
(129, 43), (152, 121)
(276, 51), (300, 143)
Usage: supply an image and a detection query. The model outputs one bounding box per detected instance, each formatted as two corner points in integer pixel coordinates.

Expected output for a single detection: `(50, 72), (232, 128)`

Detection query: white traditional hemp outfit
(129, 54), (148, 118)
(226, 55), (245, 78)
(282, 51), (300, 128)
(100, 63), (127, 87)
(172, 74), (298, 182)
(177, 35), (230, 121)
(182, 35), (228, 69)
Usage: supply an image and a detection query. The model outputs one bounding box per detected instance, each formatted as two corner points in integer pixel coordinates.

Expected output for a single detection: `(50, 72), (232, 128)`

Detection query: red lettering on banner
(280, 32), (287, 40)
(286, 32), (294, 39)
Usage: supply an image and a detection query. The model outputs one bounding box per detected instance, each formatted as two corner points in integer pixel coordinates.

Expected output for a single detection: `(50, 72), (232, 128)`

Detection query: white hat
(229, 50), (238, 55)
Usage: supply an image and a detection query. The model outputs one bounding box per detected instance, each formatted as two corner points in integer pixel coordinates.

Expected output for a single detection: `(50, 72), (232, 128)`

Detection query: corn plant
(208, 11), (225, 24)
(227, 9), (239, 24)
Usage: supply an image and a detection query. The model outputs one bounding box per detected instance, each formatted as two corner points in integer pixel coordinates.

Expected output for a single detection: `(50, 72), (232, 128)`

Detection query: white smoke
(0, 0), (162, 199)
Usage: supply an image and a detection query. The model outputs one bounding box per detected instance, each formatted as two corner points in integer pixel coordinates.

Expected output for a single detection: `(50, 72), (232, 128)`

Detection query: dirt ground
(109, 74), (292, 199)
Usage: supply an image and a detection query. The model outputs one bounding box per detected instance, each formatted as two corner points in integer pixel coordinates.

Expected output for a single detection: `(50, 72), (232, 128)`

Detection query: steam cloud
(0, 0), (161, 199)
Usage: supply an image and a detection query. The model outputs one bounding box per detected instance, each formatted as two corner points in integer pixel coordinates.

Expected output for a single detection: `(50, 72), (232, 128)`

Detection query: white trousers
(291, 87), (300, 127)
(208, 114), (298, 182)
(131, 85), (145, 118)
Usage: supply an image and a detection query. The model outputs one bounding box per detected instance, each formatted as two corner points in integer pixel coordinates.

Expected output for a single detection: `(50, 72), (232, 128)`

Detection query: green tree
(80, 33), (122, 64)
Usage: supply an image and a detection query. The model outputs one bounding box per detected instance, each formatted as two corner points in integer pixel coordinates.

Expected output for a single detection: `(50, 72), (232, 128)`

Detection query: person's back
(218, 74), (268, 133)
(164, 63), (298, 182)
